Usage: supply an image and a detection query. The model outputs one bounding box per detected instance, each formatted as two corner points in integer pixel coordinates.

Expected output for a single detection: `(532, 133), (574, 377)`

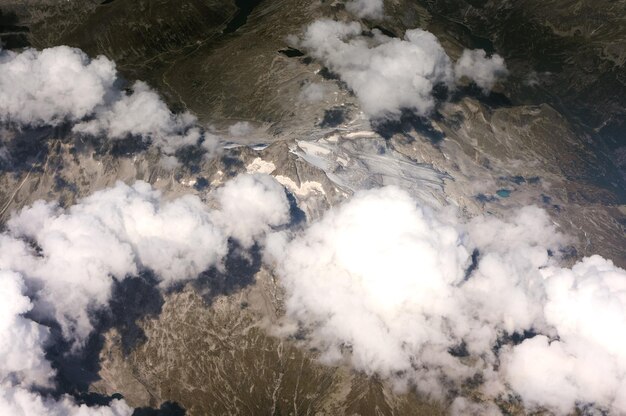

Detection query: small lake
(223, 0), (265, 34)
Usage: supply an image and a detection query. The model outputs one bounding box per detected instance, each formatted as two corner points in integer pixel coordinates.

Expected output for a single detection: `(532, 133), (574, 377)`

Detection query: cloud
(228, 121), (254, 138)
(0, 173), (290, 415)
(454, 49), (508, 92)
(298, 20), (508, 119)
(0, 267), (132, 414)
(503, 255), (626, 414)
(0, 174), (289, 343)
(345, 0), (385, 20)
(0, 384), (132, 416)
(0, 271), (53, 388)
(0, 46), (116, 127)
(73, 81), (204, 157)
(266, 185), (626, 414)
(300, 20), (454, 119)
(300, 83), (327, 103)
(0, 46), (217, 164)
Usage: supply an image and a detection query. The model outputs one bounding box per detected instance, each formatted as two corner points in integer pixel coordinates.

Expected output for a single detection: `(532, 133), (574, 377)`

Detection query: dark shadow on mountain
(461, 249), (480, 283)
(0, 9), (28, 33)
(317, 67), (352, 92)
(442, 110), (466, 131)
(192, 190), (305, 302)
(372, 25), (398, 38)
(492, 329), (540, 354)
(451, 84), (512, 108)
(193, 240), (262, 304)
(285, 190), (306, 227)
(73, 392), (125, 406)
(463, 0), (488, 9)
(318, 67), (340, 81)
(54, 175), (79, 193)
(0, 9), (30, 48)
(133, 402), (187, 416)
(43, 271), (164, 398)
(39, 324), (100, 397)
(0, 125), (74, 173)
(371, 109), (445, 144)
(54, 175), (80, 208)
(87, 134), (150, 158)
(475, 193), (497, 203)
(320, 106), (348, 128)
(175, 144), (206, 174)
(0, 32), (29, 48)
(558, 245), (578, 262)
(448, 341), (469, 358)
(109, 136), (151, 157)
(432, 83), (451, 102)
(106, 271), (165, 354)
(500, 175), (526, 185)
(67, 391), (187, 415)
(221, 152), (246, 177)
(193, 176), (210, 191)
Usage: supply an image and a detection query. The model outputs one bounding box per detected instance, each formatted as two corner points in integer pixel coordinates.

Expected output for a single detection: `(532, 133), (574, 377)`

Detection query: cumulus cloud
(300, 20), (454, 119)
(266, 185), (626, 414)
(0, 268), (132, 414)
(267, 187), (472, 391)
(0, 271), (53, 388)
(503, 255), (626, 414)
(0, 46), (217, 164)
(0, 46), (117, 126)
(454, 49), (508, 92)
(0, 174), (289, 343)
(73, 81), (204, 156)
(214, 173), (291, 247)
(298, 20), (507, 119)
(345, 0), (384, 20)
(0, 173), (290, 415)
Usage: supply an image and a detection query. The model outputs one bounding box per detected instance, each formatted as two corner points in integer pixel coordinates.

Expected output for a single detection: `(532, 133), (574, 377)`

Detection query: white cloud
(0, 384), (132, 416)
(73, 81), (204, 156)
(214, 173), (291, 248)
(454, 49), (508, 92)
(300, 83), (327, 103)
(266, 185), (626, 414)
(0, 173), (290, 416)
(0, 46), (217, 164)
(503, 255), (626, 414)
(300, 20), (454, 119)
(298, 20), (508, 119)
(266, 187), (480, 396)
(345, 0), (385, 20)
(0, 268), (132, 415)
(0, 174), (289, 344)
